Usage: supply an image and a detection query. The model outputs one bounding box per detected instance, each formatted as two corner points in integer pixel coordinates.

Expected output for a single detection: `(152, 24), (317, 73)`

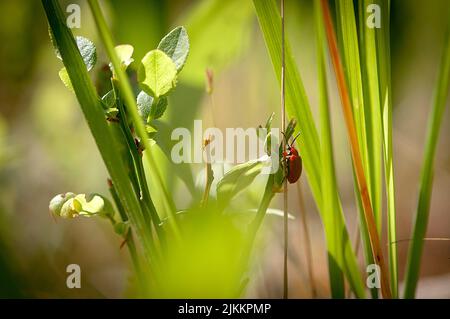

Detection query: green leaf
(58, 67), (74, 91)
(137, 90), (153, 121)
(216, 157), (266, 210)
(76, 36), (97, 71)
(138, 49), (177, 98)
(110, 44), (134, 76)
(56, 36), (97, 71)
(151, 97), (168, 120)
(101, 90), (118, 118)
(115, 44), (134, 68)
(101, 90), (116, 109)
(157, 26), (189, 72)
(55, 36), (97, 91)
(137, 91), (168, 122)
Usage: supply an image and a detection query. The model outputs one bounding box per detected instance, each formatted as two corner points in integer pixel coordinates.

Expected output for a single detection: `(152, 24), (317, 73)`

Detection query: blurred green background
(0, 0), (449, 298)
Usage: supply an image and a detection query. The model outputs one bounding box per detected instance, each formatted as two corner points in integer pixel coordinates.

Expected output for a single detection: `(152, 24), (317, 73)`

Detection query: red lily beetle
(282, 133), (302, 184)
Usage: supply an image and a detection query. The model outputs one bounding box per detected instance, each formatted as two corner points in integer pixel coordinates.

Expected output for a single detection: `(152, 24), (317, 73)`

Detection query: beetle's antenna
(290, 132), (301, 145)
(280, 131), (289, 146)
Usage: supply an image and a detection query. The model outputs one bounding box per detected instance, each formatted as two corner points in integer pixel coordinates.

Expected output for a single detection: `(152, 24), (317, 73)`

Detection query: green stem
(108, 181), (147, 295)
(113, 82), (163, 241)
(87, 0), (179, 237)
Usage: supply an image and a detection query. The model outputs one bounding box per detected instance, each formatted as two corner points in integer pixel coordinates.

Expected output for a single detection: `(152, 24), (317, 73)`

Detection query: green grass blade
(404, 17), (450, 299)
(42, 0), (155, 261)
(321, 0), (391, 298)
(375, 0), (398, 298)
(335, 0), (378, 298)
(253, 0), (365, 298)
(360, 0), (382, 235)
(315, 0), (344, 298)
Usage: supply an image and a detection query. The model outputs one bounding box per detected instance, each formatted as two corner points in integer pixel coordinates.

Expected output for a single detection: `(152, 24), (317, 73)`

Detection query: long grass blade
(403, 17), (450, 299)
(360, 0), (383, 236)
(374, 0), (398, 298)
(314, 0), (346, 298)
(320, 0), (391, 299)
(335, 0), (379, 298)
(337, 0), (391, 298)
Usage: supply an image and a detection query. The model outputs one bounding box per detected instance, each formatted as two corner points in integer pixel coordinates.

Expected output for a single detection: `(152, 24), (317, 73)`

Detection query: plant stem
(201, 141), (214, 208)
(108, 179), (154, 295)
(320, 0), (391, 298)
(280, 0), (288, 300)
(87, 0), (179, 237)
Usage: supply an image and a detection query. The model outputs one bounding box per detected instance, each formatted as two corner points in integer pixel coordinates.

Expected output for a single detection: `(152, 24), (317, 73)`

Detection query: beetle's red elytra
(282, 133), (302, 184)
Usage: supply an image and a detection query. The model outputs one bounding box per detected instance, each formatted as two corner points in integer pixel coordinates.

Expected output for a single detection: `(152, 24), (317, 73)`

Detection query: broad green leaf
(151, 97), (168, 120)
(137, 91), (168, 122)
(56, 36), (97, 71)
(101, 90), (116, 109)
(101, 90), (118, 118)
(58, 67), (74, 91)
(115, 44), (134, 68)
(76, 36), (97, 71)
(157, 26), (189, 72)
(137, 90), (153, 121)
(55, 36), (97, 91)
(216, 157), (267, 210)
(110, 44), (134, 76)
(138, 49), (177, 98)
